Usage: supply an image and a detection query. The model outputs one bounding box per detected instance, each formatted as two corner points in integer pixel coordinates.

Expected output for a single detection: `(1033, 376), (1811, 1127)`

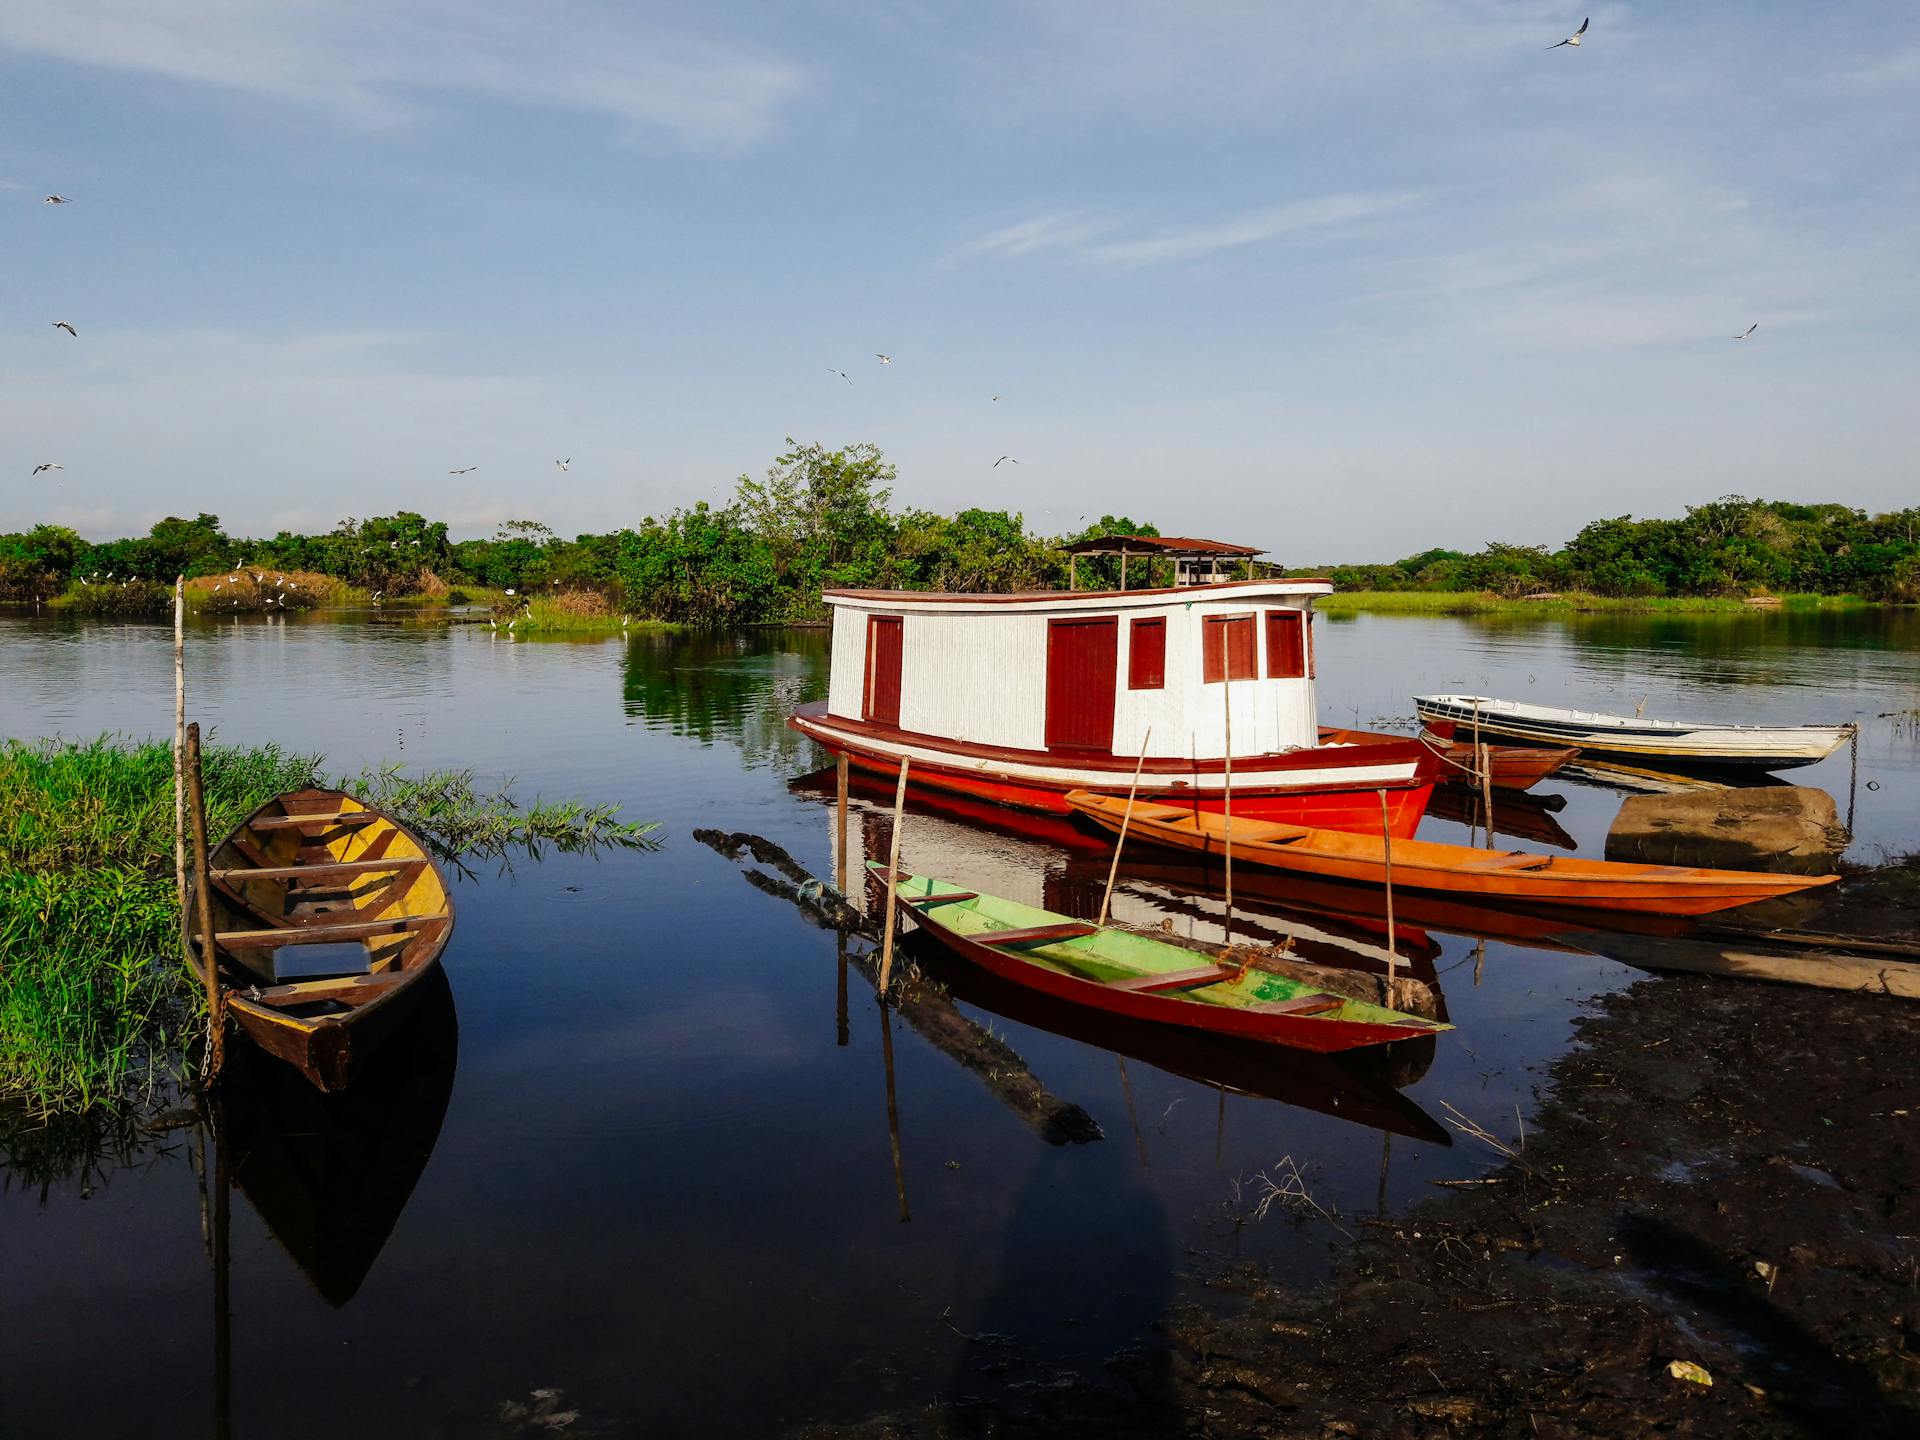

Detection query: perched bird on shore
(993, 455), (1018, 468)
(449, 466), (478, 474)
(1549, 17), (1588, 48)
(828, 366), (853, 385)
(44, 194), (71, 204)
(52, 321), (77, 337)
(555, 457), (570, 472)
(32, 462), (63, 475)
(875, 353), (893, 365)
(1733, 323), (1758, 340)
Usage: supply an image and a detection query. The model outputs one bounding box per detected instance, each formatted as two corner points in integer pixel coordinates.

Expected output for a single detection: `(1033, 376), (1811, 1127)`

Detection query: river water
(2, 607), (1915, 1437)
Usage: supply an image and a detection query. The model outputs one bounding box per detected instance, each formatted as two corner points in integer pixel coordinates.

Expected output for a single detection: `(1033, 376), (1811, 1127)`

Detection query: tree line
(1298, 496), (1920, 602)
(3, 446), (1916, 621)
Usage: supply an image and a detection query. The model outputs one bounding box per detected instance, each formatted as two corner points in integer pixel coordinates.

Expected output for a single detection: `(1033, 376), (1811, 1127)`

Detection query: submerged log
(1604, 785), (1847, 875)
(694, 829), (1103, 1145)
(1585, 932), (1920, 1000)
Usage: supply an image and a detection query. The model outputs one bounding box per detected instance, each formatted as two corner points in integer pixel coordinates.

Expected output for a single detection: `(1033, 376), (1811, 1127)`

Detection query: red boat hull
(790, 706), (1437, 838)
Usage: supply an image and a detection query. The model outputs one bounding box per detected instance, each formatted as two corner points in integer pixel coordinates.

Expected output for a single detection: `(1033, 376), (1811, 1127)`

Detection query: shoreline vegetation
(1315, 590), (1877, 615)
(0, 736), (659, 1117)
(2, 443), (1915, 628)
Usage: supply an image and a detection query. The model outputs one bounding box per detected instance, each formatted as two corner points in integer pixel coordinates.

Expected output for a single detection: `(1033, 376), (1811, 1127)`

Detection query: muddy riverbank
(796, 962), (1920, 1438)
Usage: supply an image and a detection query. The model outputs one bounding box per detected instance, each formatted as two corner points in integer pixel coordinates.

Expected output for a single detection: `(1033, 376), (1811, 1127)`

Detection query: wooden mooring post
(835, 752), (850, 894)
(1222, 677), (1234, 942)
(173, 576), (188, 923)
(1378, 788), (1401, 1006)
(878, 757), (910, 993)
(1097, 728), (1153, 929)
(185, 722), (225, 1080)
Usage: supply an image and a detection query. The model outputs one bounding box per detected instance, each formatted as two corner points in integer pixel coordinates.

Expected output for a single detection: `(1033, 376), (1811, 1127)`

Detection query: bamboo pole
(185, 723), (225, 1080)
(1377, 788), (1400, 1006)
(1120, 550), (1128, 590)
(173, 576), (187, 926)
(878, 757), (911, 993)
(1471, 698), (1483, 847)
(1222, 675), (1234, 939)
(835, 752), (849, 893)
(1097, 727), (1153, 929)
(1479, 741), (1496, 851)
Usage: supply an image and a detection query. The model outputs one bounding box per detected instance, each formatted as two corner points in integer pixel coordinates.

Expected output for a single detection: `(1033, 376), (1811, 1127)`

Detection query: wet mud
(795, 969), (1920, 1438)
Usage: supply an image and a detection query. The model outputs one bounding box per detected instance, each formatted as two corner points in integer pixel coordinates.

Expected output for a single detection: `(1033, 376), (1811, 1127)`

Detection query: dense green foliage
(4, 447), (1914, 618)
(1301, 497), (1920, 602)
(0, 738), (657, 1115)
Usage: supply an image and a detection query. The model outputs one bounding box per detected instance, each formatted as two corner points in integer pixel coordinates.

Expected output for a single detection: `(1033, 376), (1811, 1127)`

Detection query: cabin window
(1128, 617), (1166, 690)
(1265, 609), (1307, 679)
(1201, 614), (1256, 683)
(862, 615), (903, 726)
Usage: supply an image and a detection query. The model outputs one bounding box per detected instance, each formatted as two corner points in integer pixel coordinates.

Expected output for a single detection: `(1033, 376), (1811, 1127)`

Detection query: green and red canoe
(877, 864), (1447, 1053)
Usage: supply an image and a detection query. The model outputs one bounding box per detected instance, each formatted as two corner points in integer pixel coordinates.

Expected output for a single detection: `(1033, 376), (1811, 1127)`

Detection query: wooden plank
(215, 912), (447, 947)
(979, 922), (1101, 948)
(210, 857), (426, 881)
(251, 811), (380, 830)
(248, 971), (407, 1006)
(904, 890), (978, 906)
(1104, 964), (1231, 994)
(1249, 993), (1344, 1016)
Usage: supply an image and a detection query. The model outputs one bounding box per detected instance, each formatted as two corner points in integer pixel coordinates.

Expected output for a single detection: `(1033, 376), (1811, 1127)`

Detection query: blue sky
(2, 2), (1915, 562)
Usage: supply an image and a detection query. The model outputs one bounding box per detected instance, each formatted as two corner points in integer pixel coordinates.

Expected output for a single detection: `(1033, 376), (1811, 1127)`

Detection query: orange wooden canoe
(1064, 791), (1838, 917)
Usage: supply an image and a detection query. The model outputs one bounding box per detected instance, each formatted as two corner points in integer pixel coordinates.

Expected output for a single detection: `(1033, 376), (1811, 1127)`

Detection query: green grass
(0, 736), (318, 1113)
(1, 736), (660, 1118)
(1314, 590), (1874, 615)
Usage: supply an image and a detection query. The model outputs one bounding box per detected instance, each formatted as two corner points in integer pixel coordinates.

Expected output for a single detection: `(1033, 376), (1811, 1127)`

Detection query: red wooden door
(863, 616), (903, 725)
(1045, 617), (1118, 751)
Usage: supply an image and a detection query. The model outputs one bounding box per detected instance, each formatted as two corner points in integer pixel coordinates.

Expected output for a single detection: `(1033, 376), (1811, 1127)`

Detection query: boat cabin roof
(823, 577), (1333, 613)
(1054, 534), (1264, 559)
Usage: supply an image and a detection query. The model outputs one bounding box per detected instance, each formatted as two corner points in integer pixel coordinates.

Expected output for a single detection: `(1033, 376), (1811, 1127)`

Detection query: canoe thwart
(213, 912), (449, 947)
(1103, 964), (1233, 994)
(1250, 993), (1344, 1016)
(904, 890), (979, 906)
(248, 971), (407, 1007)
(210, 857), (429, 881)
(980, 921), (1101, 948)
(249, 811), (381, 830)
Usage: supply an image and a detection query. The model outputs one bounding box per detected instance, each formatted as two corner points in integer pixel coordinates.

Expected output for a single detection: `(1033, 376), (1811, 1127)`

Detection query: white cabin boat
(789, 575), (1440, 836)
(1413, 695), (1855, 771)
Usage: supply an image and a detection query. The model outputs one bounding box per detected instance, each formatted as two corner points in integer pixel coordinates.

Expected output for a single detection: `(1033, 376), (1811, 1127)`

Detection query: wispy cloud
(943, 191), (1424, 270)
(0, 2), (806, 147)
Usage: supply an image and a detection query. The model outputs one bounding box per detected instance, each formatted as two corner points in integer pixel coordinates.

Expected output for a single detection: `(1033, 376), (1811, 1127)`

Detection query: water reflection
(619, 627), (826, 770)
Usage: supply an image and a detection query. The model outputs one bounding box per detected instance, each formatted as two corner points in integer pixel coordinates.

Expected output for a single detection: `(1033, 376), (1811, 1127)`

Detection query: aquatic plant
(337, 764), (660, 865)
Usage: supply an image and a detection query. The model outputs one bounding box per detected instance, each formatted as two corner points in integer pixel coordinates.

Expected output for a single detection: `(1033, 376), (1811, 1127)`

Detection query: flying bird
(32, 462), (63, 475)
(874, 353), (893, 365)
(555, 457), (570, 472)
(991, 394), (1000, 402)
(1733, 323), (1758, 340)
(52, 322), (76, 337)
(993, 455), (1018, 468)
(1549, 17), (1588, 48)
(448, 466), (478, 474)
(828, 366), (853, 385)
(44, 195), (71, 205)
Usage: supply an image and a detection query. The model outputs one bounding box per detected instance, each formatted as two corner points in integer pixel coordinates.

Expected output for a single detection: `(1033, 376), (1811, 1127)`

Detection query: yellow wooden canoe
(186, 787), (453, 1091)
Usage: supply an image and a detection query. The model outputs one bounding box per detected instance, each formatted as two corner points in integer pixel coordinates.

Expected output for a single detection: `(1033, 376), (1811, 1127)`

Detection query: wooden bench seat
(904, 890), (978, 906)
(1103, 964), (1231, 994)
(1249, 993), (1344, 1017)
(211, 857), (426, 882)
(214, 912), (448, 947)
(978, 921), (1100, 948)
(249, 811), (381, 830)
(248, 971), (407, 1007)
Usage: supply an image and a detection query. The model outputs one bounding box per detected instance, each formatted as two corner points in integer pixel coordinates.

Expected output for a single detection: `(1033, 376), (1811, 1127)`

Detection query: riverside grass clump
(1, 737), (661, 1117)
(0, 737), (318, 1113)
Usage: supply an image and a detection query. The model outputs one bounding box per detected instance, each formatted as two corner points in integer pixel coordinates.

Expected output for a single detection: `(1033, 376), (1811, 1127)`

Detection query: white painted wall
(825, 582), (1329, 758)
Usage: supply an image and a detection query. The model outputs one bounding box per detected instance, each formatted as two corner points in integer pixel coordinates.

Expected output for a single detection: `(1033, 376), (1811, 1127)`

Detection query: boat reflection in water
(794, 768), (1452, 1147)
(1425, 781), (1577, 851)
(200, 969), (458, 1437)
(221, 964), (459, 1307)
